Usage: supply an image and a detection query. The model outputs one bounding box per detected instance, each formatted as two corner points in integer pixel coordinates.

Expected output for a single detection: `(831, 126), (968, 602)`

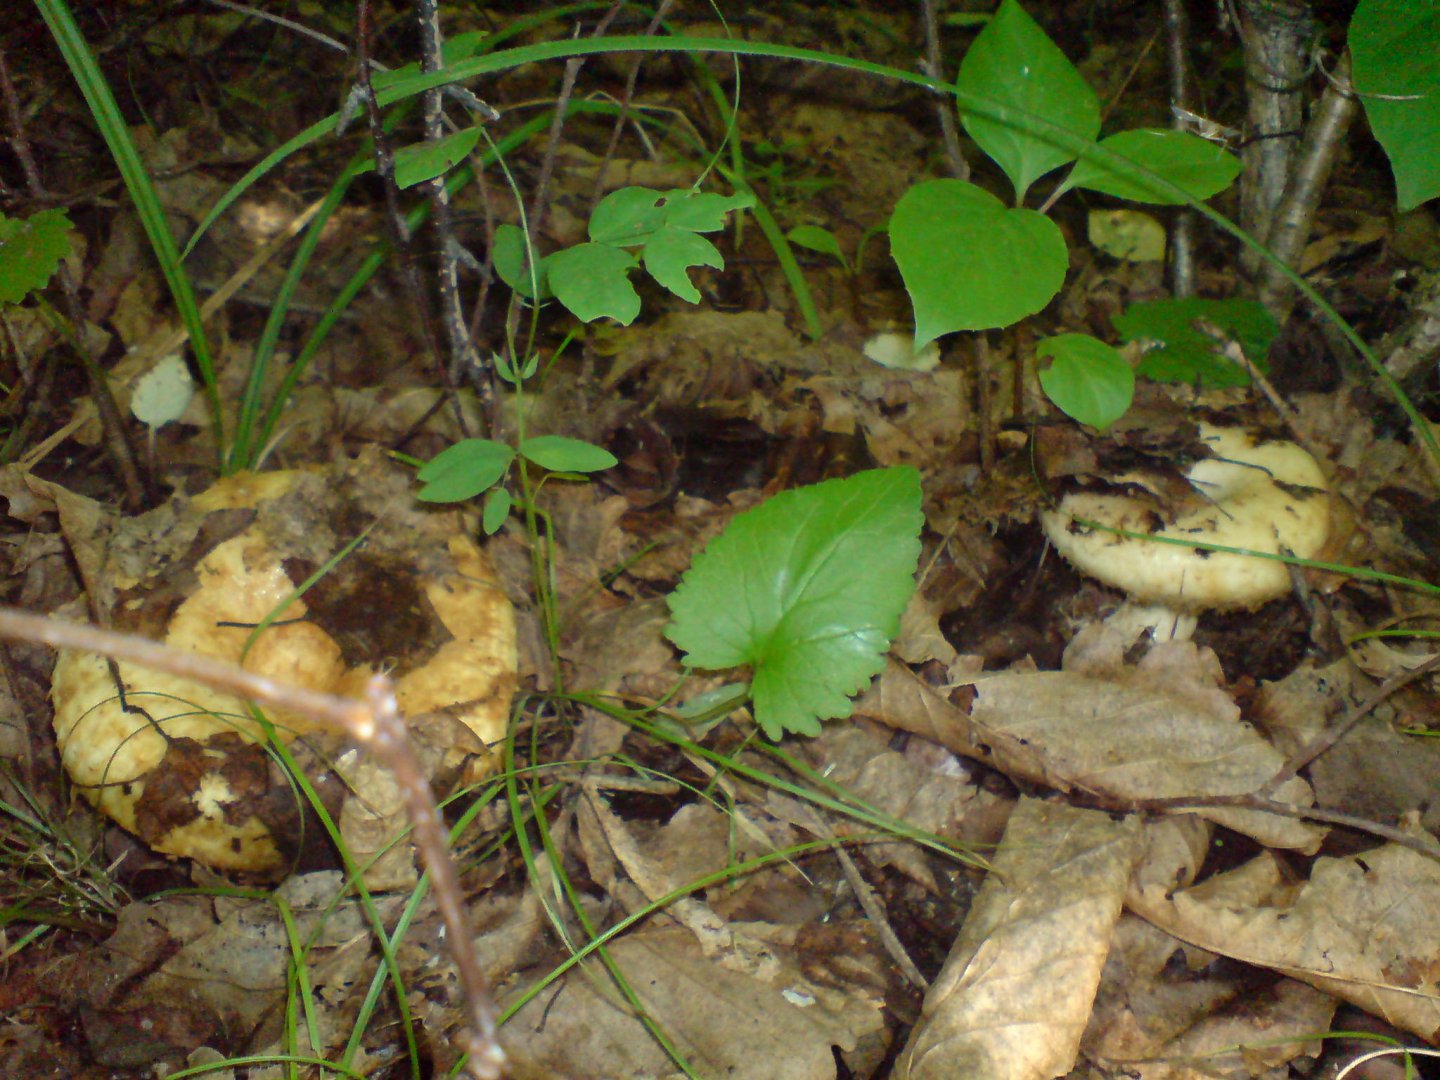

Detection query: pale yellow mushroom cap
(1041, 424), (1330, 611)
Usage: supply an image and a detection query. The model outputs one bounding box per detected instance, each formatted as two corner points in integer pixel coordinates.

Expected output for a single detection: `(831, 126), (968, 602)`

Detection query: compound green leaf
(666, 468), (923, 740)
(547, 243), (641, 325)
(416, 438), (515, 502)
(643, 227), (723, 303)
(588, 187), (668, 247)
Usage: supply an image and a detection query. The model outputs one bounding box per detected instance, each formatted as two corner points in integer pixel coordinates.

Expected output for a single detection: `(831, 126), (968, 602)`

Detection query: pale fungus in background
(862, 330), (942, 372)
(1042, 423), (1331, 641)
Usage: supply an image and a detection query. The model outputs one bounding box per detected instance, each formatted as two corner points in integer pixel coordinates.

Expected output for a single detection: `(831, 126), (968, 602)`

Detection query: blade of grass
(35, 0), (225, 457)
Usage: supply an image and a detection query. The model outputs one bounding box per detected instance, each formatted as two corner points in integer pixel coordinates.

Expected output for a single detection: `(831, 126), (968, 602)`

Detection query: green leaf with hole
(519, 435), (617, 473)
(890, 179), (1067, 347)
(665, 468), (923, 740)
(1036, 334), (1133, 431)
(1060, 129), (1240, 204)
(956, 0), (1099, 202)
(416, 439), (515, 502)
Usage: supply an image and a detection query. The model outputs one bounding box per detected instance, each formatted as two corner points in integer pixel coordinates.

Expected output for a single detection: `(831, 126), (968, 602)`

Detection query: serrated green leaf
(643, 227), (723, 303)
(393, 126), (483, 189)
(890, 179), (1067, 347)
(0, 208), (73, 304)
(519, 435), (617, 473)
(1036, 333), (1134, 431)
(416, 439), (515, 502)
(548, 243), (640, 324)
(665, 468), (924, 740)
(1061, 129), (1240, 204)
(956, 0), (1099, 202)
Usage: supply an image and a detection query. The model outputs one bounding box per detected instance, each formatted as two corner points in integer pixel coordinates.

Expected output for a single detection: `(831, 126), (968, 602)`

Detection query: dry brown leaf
(799, 723), (981, 889)
(896, 797), (1142, 1080)
(860, 646), (1324, 851)
(1128, 844), (1440, 1041)
(501, 925), (885, 1080)
(1083, 915), (1334, 1080)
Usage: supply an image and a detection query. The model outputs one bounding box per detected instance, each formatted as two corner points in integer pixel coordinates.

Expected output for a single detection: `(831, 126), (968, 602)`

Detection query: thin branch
(414, 0), (482, 391)
(1162, 0), (1196, 297)
(920, 0), (969, 182)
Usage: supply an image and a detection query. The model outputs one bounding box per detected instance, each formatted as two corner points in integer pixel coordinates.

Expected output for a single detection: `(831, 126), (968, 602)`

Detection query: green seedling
(665, 468), (923, 740)
(415, 427), (616, 535)
(888, 0), (1241, 431)
(0, 208), (73, 303)
(494, 185), (755, 325)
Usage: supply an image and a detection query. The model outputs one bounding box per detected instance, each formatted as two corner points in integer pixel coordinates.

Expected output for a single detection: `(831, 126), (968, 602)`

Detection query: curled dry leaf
(1128, 843), (1440, 1042)
(896, 797), (1141, 1080)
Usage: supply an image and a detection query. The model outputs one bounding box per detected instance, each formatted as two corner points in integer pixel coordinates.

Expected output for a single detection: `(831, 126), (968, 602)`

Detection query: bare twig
(203, 0), (498, 120)
(587, 0), (677, 213)
(1237, 0), (1314, 276)
(919, 0), (969, 183)
(414, 0), (482, 391)
(527, 5), (625, 248)
(1261, 650), (1440, 796)
(1162, 0), (1196, 297)
(1133, 790), (1440, 860)
(1257, 52), (1357, 318)
(0, 606), (507, 1078)
(353, 0), (472, 439)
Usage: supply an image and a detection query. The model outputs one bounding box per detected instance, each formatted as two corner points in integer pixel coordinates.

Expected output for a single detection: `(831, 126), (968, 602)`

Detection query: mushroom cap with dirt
(1041, 423), (1331, 619)
(50, 451), (516, 877)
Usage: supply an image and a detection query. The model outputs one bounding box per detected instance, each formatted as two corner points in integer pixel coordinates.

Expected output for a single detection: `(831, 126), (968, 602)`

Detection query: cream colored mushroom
(50, 452), (516, 877)
(1042, 423), (1330, 640)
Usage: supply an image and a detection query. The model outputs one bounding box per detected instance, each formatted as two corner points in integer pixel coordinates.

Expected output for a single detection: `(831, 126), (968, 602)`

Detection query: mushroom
(1041, 423), (1330, 640)
(50, 450), (516, 877)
